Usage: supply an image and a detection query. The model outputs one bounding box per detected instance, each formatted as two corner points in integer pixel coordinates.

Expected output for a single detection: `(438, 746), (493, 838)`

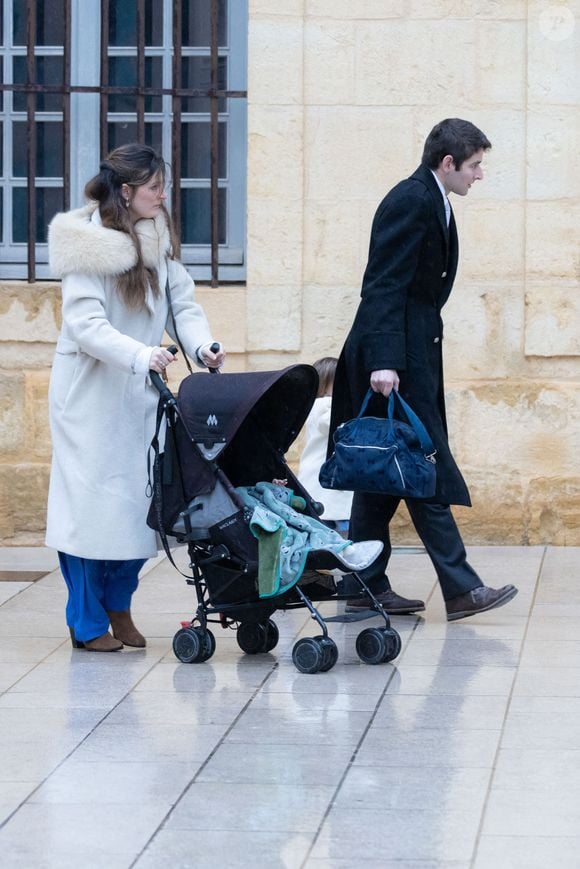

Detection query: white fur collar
(48, 202), (171, 277)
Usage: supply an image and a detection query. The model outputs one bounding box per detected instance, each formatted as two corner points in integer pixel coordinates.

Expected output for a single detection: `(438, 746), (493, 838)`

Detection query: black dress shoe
(446, 584), (518, 622)
(346, 589), (425, 615)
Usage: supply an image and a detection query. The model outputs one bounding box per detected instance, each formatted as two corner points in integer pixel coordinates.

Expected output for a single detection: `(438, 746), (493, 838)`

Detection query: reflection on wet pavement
(1, 545), (579, 868)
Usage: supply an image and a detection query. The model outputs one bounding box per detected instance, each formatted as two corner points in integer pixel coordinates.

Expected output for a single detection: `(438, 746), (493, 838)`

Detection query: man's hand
(370, 368), (399, 397)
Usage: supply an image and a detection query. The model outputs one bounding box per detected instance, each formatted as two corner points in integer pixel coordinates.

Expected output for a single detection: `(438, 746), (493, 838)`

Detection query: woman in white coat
(46, 143), (225, 652)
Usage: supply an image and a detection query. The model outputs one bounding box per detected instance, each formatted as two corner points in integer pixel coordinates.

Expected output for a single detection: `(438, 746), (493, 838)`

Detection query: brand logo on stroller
(206, 413), (219, 427)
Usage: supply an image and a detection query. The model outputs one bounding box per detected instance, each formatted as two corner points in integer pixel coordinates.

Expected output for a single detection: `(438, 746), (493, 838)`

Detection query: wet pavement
(0, 544), (578, 868)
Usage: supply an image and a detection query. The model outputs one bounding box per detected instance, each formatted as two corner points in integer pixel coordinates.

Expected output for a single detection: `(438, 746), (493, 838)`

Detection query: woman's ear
(121, 183), (131, 204)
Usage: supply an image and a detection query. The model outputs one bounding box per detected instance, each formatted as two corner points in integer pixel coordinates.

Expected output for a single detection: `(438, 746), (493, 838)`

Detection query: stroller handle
(208, 342), (221, 375)
(149, 370), (175, 404)
(149, 344), (178, 404)
(149, 340), (222, 399)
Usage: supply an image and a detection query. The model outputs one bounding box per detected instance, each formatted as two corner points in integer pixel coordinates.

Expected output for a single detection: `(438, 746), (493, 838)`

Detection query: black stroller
(148, 361), (401, 673)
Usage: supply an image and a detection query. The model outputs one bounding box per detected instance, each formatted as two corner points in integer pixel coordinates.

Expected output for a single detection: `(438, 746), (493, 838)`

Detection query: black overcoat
(328, 163), (471, 507)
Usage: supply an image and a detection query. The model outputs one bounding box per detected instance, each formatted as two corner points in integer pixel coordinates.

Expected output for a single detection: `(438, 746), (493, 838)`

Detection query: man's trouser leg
(341, 491), (401, 595)
(405, 501), (482, 601)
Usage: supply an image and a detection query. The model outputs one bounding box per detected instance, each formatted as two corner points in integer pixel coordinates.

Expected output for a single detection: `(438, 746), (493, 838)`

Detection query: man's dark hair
(421, 118), (491, 169)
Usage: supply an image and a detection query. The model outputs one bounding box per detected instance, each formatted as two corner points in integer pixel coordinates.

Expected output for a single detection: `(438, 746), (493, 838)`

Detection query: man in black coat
(329, 118), (518, 621)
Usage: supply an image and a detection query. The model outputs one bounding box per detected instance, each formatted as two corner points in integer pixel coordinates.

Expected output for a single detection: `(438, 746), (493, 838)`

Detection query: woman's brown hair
(84, 143), (177, 308)
(313, 357), (338, 398)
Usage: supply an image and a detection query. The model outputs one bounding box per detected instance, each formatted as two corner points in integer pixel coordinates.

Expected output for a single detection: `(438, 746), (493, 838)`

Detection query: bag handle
(357, 388), (437, 459)
(388, 391), (436, 457)
(356, 388), (377, 419)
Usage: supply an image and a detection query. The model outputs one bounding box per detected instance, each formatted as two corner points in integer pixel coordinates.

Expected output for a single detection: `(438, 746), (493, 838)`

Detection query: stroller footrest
(325, 610), (378, 623)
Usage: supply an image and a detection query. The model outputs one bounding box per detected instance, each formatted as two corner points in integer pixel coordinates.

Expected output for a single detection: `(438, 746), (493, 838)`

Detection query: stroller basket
(202, 558), (256, 606)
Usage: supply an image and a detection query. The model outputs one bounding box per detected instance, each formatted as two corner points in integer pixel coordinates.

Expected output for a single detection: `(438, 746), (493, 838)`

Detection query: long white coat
(46, 203), (214, 559)
(297, 396), (353, 522)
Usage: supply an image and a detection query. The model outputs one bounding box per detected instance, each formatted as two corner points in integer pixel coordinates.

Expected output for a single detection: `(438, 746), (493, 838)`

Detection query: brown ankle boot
(76, 631), (123, 652)
(107, 610), (146, 647)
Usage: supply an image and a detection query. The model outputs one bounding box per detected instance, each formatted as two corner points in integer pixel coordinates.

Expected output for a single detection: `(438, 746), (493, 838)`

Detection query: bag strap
(356, 388), (436, 457)
(388, 391), (436, 457)
(356, 388), (377, 419)
(165, 263), (193, 374)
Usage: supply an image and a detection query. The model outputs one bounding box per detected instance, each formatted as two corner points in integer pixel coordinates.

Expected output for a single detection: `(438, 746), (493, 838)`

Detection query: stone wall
(246, 0), (580, 545)
(1, 0), (579, 545)
(0, 281), (247, 544)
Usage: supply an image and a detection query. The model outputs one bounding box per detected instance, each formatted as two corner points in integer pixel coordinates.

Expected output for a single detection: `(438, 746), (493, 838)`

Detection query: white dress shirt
(430, 169), (451, 227)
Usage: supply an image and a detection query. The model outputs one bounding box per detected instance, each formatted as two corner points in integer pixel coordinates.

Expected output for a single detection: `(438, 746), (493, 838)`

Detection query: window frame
(0, 0), (248, 283)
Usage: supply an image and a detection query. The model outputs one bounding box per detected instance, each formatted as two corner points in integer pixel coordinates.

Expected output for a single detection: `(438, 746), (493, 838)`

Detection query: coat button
(441, 271), (447, 278)
(434, 337), (440, 343)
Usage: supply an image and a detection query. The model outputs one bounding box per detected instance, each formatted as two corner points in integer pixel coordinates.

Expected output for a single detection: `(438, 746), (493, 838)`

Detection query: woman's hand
(149, 346), (176, 374)
(198, 342), (226, 368)
(370, 368), (399, 397)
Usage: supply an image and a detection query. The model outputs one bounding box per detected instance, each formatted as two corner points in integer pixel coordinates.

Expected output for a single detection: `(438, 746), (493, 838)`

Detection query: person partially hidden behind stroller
(46, 143), (226, 652)
(298, 357), (353, 538)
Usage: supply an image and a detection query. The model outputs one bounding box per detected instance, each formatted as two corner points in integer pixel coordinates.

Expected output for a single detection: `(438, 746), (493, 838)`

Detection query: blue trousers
(58, 552), (147, 642)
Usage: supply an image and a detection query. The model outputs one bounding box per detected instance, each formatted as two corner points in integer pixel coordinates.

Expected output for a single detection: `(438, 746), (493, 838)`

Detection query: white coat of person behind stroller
(297, 357), (352, 535)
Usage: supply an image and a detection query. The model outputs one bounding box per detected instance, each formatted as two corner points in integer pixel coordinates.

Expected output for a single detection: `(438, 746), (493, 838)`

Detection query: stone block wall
(1, 1), (579, 545)
(246, 0), (580, 545)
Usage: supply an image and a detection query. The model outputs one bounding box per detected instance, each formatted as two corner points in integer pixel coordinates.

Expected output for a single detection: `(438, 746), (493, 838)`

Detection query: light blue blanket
(236, 482), (351, 598)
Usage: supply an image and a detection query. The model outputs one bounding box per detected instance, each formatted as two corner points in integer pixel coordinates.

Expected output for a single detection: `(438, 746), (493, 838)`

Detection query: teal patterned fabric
(236, 483), (350, 598)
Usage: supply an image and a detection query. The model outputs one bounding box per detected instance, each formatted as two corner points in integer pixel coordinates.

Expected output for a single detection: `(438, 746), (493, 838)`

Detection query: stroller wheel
(313, 635), (339, 672)
(292, 637), (324, 674)
(380, 627), (401, 663)
(195, 628), (216, 662)
(173, 627), (202, 663)
(356, 627), (388, 665)
(264, 619), (279, 652)
(237, 621), (268, 655)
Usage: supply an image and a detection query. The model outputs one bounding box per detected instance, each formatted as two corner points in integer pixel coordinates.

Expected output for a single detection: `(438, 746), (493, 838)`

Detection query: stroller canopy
(177, 364), (319, 456)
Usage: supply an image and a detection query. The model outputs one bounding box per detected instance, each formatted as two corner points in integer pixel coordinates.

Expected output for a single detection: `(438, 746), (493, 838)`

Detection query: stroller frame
(149, 365), (402, 673)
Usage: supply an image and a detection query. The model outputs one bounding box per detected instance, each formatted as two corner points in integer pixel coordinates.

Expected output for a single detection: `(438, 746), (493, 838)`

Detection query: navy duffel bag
(319, 389), (437, 499)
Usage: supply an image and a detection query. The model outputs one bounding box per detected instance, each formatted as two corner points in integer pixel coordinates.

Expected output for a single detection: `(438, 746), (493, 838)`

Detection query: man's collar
(430, 169), (447, 202)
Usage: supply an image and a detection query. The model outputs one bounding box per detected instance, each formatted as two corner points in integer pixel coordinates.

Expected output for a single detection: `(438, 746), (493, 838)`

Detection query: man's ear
(440, 154), (455, 173)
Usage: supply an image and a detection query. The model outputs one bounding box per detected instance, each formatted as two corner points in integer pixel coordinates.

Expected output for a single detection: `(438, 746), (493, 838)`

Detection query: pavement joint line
(127, 660), (281, 869)
(468, 544), (548, 869)
(128, 572), (315, 866)
(0, 641), (172, 834)
(299, 604), (429, 868)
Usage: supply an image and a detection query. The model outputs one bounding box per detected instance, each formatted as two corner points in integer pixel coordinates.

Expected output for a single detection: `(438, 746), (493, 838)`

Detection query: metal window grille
(0, 0), (247, 286)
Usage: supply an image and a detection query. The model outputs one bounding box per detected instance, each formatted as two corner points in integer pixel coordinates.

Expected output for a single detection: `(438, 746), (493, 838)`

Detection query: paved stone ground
(0, 545), (578, 868)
